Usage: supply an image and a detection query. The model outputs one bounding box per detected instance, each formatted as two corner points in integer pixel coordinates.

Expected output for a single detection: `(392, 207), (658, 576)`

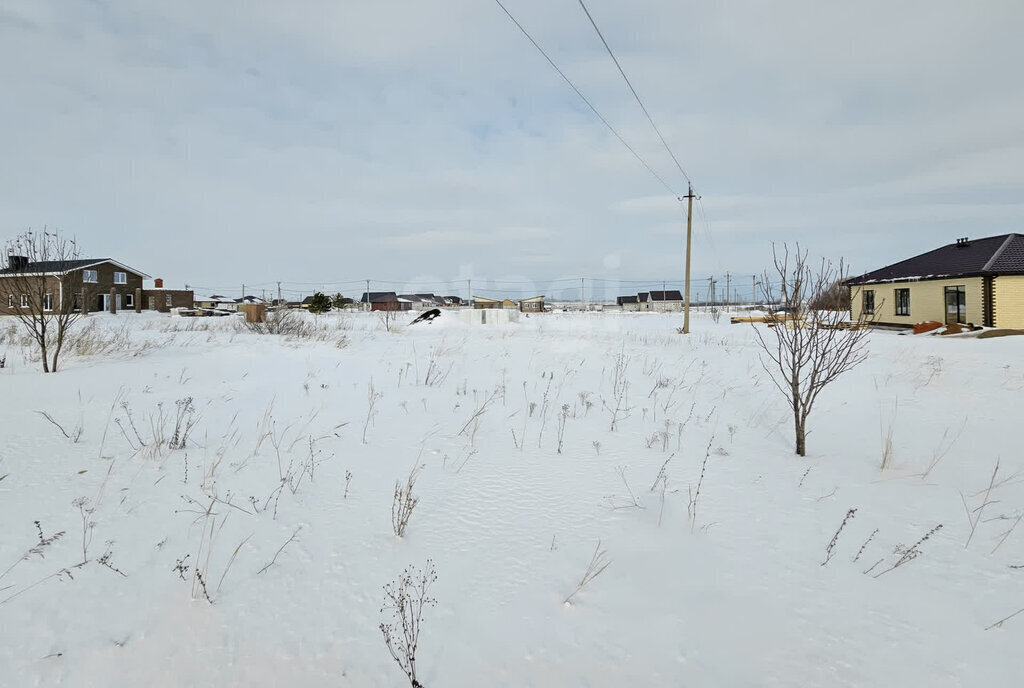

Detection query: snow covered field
(1, 310), (1021, 687)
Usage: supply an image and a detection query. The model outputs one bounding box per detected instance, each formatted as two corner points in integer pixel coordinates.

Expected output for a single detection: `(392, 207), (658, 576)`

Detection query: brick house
(847, 234), (1024, 328)
(360, 292), (412, 311)
(0, 255), (191, 315)
(143, 279), (195, 313)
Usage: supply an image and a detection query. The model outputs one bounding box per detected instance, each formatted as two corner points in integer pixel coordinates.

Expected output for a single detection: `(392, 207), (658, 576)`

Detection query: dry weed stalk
(556, 404), (570, 454)
(852, 528), (879, 563)
(257, 527), (301, 575)
(564, 540), (612, 605)
(605, 466), (644, 511)
(879, 398), (897, 470)
(917, 418), (966, 480)
(363, 380), (383, 444)
(873, 524), (943, 578)
(458, 387), (500, 446)
(688, 434), (715, 530)
(986, 606), (1024, 631)
(962, 459), (1001, 549)
(36, 410), (83, 442)
(392, 465), (422, 538)
(1, 521), (66, 584)
(380, 560), (437, 688)
(821, 508), (857, 566)
(602, 349), (633, 431)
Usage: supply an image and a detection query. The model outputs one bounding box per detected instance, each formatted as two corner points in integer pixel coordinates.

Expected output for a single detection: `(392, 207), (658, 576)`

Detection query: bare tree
(2, 229), (90, 373)
(753, 244), (871, 456)
(378, 307), (399, 333)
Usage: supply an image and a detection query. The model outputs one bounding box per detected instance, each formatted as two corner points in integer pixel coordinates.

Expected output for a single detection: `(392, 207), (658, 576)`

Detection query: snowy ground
(1, 310), (1021, 687)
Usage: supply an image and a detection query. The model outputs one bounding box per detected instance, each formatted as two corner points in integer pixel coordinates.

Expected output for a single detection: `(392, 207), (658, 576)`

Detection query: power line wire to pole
(576, 0), (691, 184)
(490, 0), (677, 196)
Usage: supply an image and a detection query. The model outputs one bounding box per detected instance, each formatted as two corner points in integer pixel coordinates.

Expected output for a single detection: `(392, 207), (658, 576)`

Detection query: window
(114, 272), (126, 284)
(166, 294), (173, 307)
(43, 293), (53, 311)
(20, 294), (28, 308)
(7, 295), (11, 308)
(862, 290), (875, 315)
(125, 293), (134, 308)
(83, 269), (98, 283)
(894, 288), (910, 316)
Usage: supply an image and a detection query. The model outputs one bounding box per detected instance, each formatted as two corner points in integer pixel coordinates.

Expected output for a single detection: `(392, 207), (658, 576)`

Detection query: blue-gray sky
(1, 1), (1021, 300)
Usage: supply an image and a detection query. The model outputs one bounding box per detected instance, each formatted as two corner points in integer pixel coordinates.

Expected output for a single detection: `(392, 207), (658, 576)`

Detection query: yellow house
(472, 296), (502, 310)
(847, 234), (1024, 328)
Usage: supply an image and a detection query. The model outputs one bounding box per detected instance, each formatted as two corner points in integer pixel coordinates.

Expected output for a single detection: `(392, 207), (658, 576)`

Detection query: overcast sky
(1, 1), (1021, 300)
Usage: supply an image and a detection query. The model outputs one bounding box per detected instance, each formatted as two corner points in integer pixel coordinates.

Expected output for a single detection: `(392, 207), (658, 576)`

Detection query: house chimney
(154, 278), (164, 288)
(956, 237), (970, 247)
(7, 253), (28, 271)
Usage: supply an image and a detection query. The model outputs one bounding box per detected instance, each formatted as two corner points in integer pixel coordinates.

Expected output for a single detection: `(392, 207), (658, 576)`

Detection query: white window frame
(114, 271), (127, 284)
(165, 294), (173, 307)
(7, 294), (11, 308)
(43, 293), (53, 311)
(125, 292), (134, 308)
(20, 294), (28, 308)
(83, 269), (98, 283)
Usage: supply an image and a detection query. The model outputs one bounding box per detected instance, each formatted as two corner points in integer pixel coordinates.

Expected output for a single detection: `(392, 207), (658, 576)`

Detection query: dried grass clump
(241, 309), (349, 347)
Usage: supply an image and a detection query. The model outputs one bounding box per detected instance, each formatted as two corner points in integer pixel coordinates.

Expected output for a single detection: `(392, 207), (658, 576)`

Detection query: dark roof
(847, 234), (1024, 285)
(649, 290), (683, 301)
(617, 296), (638, 305)
(638, 292), (649, 301)
(360, 291), (398, 303)
(0, 257), (150, 278)
(443, 295), (463, 304)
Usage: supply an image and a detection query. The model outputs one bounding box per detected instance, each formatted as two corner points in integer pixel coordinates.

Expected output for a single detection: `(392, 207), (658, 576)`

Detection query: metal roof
(847, 234), (1024, 285)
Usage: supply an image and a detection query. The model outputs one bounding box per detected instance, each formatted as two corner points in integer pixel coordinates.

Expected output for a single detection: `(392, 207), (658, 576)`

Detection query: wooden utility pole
(277, 281), (282, 305)
(752, 275), (756, 305)
(467, 279), (471, 306)
(682, 184), (697, 333)
(725, 272), (731, 308)
(581, 277), (585, 310)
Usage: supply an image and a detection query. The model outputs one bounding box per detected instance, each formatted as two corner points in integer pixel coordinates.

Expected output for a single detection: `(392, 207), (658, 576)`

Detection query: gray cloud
(0, 0), (1021, 296)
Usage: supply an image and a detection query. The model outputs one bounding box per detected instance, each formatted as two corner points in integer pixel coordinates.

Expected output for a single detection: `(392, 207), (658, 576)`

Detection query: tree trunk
(791, 379), (803, 456)
(795, 417), (806, 456)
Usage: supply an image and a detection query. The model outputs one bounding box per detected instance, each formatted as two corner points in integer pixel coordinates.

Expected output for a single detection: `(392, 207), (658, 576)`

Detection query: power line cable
(491, 0), (678, 197)
(576, 0), (692, 187)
